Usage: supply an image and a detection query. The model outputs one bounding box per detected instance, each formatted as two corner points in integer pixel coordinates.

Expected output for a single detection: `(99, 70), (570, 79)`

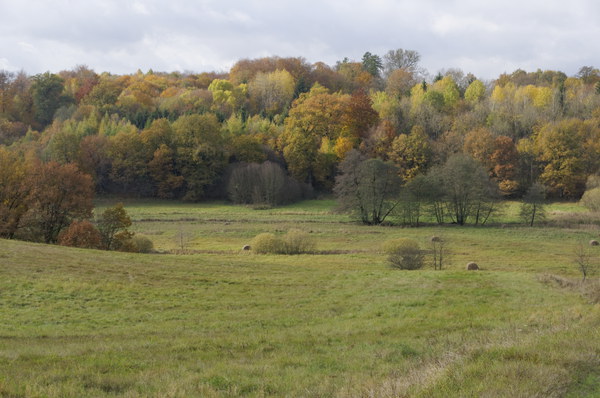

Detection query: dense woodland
(2, 49), (600, 241)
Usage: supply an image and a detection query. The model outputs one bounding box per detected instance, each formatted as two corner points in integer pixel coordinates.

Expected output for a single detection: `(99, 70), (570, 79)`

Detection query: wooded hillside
(1, 50), (600, 204)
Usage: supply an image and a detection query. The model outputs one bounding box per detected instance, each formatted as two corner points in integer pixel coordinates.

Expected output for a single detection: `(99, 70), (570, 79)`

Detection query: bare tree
(574, 243), (593, 283)
(431, 236), (448, 270)
(383, 49), (422, 77)
(175, 224), (192, 253)
(334, 150), (401, 225)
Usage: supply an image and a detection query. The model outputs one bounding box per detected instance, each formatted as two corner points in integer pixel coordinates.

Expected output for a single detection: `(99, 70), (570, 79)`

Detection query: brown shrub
(58, 220), (103, 249)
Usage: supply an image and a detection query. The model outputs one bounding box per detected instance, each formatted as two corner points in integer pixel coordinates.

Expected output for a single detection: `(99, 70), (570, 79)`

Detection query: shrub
(112, 230), (136, 252)
(384, 238), (424, 270)
(251, 229), (315, 254)
(580, 187), (600, 212)
(282, 229), (315, 254)
(251, 233), (283, 254)
(131, 235), (154, 253)
(57, 220), (103, 249)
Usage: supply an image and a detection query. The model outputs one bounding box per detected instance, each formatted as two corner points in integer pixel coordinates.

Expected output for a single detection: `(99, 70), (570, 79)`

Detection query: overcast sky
(1, 0), (599, 79)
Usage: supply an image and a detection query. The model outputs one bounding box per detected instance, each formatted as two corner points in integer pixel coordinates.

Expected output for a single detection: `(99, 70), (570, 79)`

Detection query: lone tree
(25, 162), (94, 243)
(574, 243), (593, 283)
(430, 236), (447, 270)
(520, 182), (547, 226)
(97, 203), (132, 250)
(334, 150), (401, 225)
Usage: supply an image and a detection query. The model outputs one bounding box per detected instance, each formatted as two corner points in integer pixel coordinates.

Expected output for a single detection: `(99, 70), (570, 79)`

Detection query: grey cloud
(0, 0), (598, 78)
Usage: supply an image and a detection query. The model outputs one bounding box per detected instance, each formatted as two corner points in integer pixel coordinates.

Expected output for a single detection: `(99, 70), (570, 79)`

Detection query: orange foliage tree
(25, 161), (94, 243)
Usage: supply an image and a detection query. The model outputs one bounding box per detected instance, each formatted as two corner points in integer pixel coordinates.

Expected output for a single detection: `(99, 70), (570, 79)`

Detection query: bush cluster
(383, 238), (424, 270)
(251, 229), (315, 254)
(56, 204), (154, 253)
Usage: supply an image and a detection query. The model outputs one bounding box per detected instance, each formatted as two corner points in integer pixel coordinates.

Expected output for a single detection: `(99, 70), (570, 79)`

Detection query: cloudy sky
(1, 0), (599, 79)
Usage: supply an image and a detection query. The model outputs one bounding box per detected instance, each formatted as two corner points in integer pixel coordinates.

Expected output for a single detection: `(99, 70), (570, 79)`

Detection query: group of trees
(1, 50), (600, 234)
(334, 151), (503, 226)
(0, 148), (140, 247)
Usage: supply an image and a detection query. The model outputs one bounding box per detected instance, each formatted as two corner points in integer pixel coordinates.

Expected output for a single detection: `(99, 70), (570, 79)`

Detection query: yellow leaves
(464, 80), (486, 104)
(432, 76), (460, 108)
(160, 86), (180, 98)
(514, 85), (552, 108)
(370, 91), (400, 121)
(410, 83), (426, 108)
(491, 83), (516, 104)
(533, 86), (552, 108)
(389, 125), (431, 181)
(333, 136), (356, 159)
(248, 69), (296, 115)
(532, 119), (600, 196)
(564, 77), (583, 101)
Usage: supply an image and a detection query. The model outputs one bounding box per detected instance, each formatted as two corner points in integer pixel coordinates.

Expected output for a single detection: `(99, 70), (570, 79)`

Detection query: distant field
(1, 199), (599, 397)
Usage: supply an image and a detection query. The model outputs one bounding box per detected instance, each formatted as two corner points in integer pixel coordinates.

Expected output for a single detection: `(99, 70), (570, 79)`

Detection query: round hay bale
(590, 240), (599, 246)
(242, 245), (251, 251)
(430, 236), (442, 242)
(466, 262), (479, 271)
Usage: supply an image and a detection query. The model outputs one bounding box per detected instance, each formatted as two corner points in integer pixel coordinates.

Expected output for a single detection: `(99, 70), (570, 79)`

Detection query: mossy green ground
(1, 200), (599, 397)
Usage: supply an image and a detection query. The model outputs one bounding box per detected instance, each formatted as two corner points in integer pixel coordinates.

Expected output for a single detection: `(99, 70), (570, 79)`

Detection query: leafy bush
(282, 229), (315, 254)
(251, 229), (315, 254)
(580, 187), (600, 212)
(251, 233), (283, 254)
(131, 235), (154, 253)
(383, 238), (424, 270)
(112, 230), (136, 252)
(57, 220), (103, 249)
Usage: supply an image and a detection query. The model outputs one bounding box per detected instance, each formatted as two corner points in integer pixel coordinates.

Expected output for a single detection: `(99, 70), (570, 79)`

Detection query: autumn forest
(1, 49), (600, 243)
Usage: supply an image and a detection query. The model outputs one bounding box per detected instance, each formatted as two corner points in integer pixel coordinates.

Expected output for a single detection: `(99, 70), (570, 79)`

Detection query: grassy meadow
(1, 199), (599, 397)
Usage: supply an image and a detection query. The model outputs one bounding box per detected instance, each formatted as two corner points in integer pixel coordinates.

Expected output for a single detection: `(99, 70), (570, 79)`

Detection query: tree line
(1, 49), (600, 238)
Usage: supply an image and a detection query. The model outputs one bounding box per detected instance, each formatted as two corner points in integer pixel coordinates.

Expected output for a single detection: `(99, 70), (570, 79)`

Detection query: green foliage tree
(97, 203), (132, 250)
(172, 113), (227, 200)
(208, 79), (247, 118)
(108, 128), (151, 195)
(464, 79), (486, 104)
(362, 52), (383, 77)
(31, 72), (71, 127)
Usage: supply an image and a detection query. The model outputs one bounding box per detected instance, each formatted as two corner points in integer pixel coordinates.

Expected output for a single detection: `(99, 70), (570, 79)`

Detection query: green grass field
(1, 200), (599, 397)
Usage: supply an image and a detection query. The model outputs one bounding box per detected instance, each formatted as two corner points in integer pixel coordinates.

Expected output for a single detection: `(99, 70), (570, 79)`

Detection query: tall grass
(1, 199), (599, 396)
